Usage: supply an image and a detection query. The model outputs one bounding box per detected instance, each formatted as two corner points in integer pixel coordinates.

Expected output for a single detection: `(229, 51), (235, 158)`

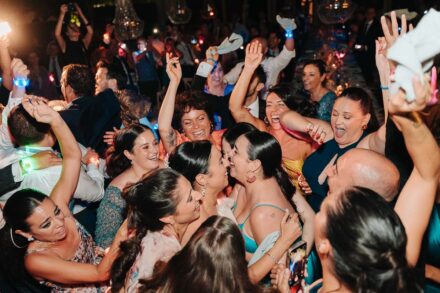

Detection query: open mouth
(192, 130), (205, 138)
(271, 115), (280, 124)
(334, 127), (345, 138)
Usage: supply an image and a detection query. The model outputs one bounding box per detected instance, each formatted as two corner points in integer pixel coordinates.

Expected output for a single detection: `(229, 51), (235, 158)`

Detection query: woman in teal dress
(302, 59), (337, 122)
(95, 124), (162, 248)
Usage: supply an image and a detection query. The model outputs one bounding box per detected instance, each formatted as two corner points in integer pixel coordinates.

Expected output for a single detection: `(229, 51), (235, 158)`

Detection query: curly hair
(173, 91), (213, 131)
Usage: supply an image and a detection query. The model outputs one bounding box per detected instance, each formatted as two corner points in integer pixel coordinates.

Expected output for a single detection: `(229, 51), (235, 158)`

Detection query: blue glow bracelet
(13, 78), (30, 88)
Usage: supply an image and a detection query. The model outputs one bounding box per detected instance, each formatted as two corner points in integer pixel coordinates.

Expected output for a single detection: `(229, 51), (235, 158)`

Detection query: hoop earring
(361, 124), (367, 130)
(264, 116), (269, 125)
(10, 228), (27, 249)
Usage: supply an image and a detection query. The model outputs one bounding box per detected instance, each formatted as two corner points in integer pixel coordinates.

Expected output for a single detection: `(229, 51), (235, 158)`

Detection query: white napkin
(276, 15), (297, 31)
(217, 33), (243, 55)
(384, 9), (417, 21)
(387, 9), (440, 101)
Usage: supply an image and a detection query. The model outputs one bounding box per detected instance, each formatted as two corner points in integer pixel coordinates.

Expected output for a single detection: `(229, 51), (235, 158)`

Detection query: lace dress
(95, 186), (125, 248)
(27, 218), (107, 292)
(124, 231), (181, 292)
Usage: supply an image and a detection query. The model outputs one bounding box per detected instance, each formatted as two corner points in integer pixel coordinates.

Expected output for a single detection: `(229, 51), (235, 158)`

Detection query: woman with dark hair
(95, 124), (162, 248)
(110, 168), (202, 292)
(221, 122), (259, 217)
(279, 187), (421, 292)
(229, 42), (318, 187)
(158, 53), (225, 156)
(0, 97), (127, 291)
(302, 59), (337, 122)
(168, 140), (230, 245)
(281, 87), (383, 212)
(230, 131), (315, 273)
(140, 216), (289, 293)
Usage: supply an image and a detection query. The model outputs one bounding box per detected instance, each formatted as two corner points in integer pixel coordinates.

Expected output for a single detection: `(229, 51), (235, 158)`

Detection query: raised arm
(55, 5), (67, 53)
(358, 12), (411, 153)
(281, 110), (333, 145)
(0, 36), (12, 91)
(74, 3), (93, 49)
(229, 42), (266, 130)
(158, 53), (181, 154)
(21, 96), (81, 217)
(391, 78), (440, 267)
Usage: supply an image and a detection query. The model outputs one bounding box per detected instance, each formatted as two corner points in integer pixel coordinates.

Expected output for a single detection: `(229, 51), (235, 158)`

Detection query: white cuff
(196, 62), (214, 78)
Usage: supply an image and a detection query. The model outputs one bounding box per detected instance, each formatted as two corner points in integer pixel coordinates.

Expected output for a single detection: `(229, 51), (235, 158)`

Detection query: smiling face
(21, 198), (67, 242)
(205, 146), (228, 192)
(331, 97), (370, 147)
(124, 130), (160, 171)
(265, 92), (289, 130)
(173, 175), (202, 224)
(302, 64), (325, 93)
(229, 135), (251, 183)
(207, 63), (224, 89)
(181, 109), (212, 141)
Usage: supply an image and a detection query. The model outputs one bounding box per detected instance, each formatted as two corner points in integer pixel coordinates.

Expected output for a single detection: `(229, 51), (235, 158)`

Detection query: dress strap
(241, 203), (286, 224)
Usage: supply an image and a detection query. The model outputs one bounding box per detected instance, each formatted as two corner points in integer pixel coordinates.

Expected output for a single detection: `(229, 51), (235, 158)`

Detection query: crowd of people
(0, 2), (439, 293)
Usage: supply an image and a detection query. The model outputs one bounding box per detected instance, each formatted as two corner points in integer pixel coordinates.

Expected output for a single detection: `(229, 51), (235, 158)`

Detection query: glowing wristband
(380, 85), (389, 90)
(13, 78), (30, 88)
(285, 30), (294, 39)
(19, 157), (34, 174)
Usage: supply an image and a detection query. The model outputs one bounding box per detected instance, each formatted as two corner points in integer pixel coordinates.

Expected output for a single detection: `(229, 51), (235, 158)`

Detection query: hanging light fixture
(201, 0), (216, 20)
(317, 0), (356, 24)
(168, 0), (192, 25)
(114, 0), (144, 40)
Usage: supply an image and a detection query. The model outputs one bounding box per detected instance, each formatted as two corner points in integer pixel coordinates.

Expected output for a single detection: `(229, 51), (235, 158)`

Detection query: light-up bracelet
(13, 77), (30, 88)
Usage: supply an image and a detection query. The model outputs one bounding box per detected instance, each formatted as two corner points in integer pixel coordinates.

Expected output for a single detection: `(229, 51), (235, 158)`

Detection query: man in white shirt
(223, 28), (295, 91)
(0, 59), (104, 215)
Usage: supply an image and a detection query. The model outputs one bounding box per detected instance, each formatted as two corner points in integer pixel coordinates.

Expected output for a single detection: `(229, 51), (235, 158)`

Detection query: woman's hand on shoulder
(279, 209), (302, 246)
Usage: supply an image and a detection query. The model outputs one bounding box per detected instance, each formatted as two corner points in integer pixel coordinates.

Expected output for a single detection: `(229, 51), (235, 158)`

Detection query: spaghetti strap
(241, 203), (286, 224)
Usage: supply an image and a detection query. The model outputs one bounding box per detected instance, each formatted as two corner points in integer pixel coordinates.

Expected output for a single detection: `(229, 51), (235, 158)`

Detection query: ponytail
(110, 169), (181, 292)
(111, 227), (148, 292)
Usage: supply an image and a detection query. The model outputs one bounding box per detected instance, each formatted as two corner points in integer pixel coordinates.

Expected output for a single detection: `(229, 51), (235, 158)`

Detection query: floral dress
(27, 218), (107, 292)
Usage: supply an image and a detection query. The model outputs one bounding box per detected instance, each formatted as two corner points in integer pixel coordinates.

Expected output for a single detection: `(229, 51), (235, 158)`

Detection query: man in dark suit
(59, 63), (121, 156)
(354, 6), (382, 85)
(59, 64), (94, 145)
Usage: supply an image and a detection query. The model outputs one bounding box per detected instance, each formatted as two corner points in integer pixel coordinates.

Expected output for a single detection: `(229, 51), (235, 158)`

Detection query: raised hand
(60, 4), (68, 14)
(375, 37), (390, 76)
(244, 42), (263, 70)
(11, 58), (29, 80)
(0, 35), (10, 50)
(380, 11), (411, 49)
(165, 52), (182, 84)
(22, 95), (60, 125)
(388, 75), (432, 115)
(205, 46), (219, 65)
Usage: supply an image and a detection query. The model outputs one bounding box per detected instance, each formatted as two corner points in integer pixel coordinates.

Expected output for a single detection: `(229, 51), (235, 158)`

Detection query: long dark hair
(269, 83), (318, 118)
(326, 187), (422, 292)
(105, 124), (150, 178)
(0, 190), (47, 282)
(139, 216), (266, 293)
(243, 131), (296, 208)
(338, 87), (379, 132)
(222, 122), (258, 148)
(168, 140), (211, 186)
(110, 168), (182, 292)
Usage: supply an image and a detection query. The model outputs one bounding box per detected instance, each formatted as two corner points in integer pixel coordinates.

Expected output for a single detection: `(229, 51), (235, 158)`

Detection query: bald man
(326, 148), (400, 202)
